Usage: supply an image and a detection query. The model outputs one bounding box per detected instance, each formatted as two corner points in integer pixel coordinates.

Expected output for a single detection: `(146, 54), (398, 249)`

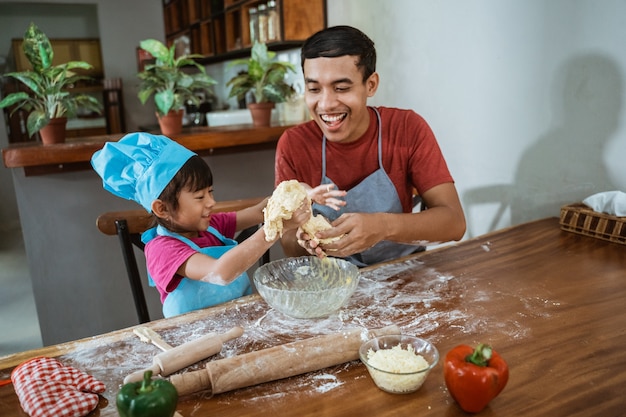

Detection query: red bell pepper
(443, 344), (509, 413)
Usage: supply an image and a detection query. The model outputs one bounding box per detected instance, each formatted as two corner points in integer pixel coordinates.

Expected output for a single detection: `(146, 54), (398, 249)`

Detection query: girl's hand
(304, 183), (347, 211)
(282, 200), (311, 233)
(295, 227), (327, 258)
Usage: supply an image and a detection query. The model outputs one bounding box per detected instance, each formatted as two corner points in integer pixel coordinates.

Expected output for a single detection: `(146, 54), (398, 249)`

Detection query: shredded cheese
(365, 343), (430, 393)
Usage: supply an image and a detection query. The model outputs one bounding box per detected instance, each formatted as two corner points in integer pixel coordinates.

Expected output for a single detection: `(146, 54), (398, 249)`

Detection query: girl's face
(170, 186), (216, 236)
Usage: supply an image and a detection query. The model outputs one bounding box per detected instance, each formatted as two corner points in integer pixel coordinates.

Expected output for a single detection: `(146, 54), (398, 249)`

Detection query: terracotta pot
(157, 109), (184, 136)
(38, 117), (67, 145)
(247, 102), (275, 127)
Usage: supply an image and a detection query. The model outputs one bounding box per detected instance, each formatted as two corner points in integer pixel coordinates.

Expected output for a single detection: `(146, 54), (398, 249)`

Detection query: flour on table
(48, 254), (557, 411)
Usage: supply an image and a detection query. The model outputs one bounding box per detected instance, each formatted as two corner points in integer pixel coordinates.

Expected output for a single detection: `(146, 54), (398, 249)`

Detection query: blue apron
(142, 225), (252, 318)
(312, 107), (423, 267)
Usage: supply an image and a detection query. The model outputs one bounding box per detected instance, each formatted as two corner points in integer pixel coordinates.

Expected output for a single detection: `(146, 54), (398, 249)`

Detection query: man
(275, 25), (466, 267)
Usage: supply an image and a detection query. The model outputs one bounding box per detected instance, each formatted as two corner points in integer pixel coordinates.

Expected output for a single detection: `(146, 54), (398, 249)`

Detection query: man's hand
(313, 213), (384, 257)
(295, 212), (383, 258)
(305, 183), (347, 210)
(288, 183), (467, 261)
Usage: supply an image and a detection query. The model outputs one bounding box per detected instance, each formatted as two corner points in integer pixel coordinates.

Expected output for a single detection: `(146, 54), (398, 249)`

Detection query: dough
(263, 180), (342, 243)
(301, 213), (341, 245)
(264, 180), (309, 241)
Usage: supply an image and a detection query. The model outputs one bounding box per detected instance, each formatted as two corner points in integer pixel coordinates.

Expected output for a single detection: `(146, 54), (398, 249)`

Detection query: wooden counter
(2, 123), (292, 176)
(1, 218), (625, 416)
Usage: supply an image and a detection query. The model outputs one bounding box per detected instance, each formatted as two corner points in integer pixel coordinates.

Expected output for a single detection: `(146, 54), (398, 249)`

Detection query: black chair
(96, 197), (269, 323)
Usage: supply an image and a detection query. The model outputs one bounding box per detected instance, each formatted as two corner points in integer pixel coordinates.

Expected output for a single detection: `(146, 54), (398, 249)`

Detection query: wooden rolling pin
(170, 325), (400, 396)
(124, 326), (244, 384)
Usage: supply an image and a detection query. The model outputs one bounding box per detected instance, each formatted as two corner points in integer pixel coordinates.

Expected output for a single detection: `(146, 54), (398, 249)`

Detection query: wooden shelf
(1, 76), (126, 144)
(11, 38), (104, 78)
(2, 39), (126, 144)
(2, 123), (295, 175)
(162, 0), (326, 63)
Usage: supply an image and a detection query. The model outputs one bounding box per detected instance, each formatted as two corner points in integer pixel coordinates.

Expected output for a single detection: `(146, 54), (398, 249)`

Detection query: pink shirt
(144, 212), (237, 302)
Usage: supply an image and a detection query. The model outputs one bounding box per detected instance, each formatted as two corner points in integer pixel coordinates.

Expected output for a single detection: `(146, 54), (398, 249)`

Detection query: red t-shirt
(275, 106), (454, 213)
(144, 211), (236, 302)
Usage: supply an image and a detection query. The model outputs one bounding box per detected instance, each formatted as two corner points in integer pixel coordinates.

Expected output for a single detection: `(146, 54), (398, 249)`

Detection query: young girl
(91, 132), (317, 318)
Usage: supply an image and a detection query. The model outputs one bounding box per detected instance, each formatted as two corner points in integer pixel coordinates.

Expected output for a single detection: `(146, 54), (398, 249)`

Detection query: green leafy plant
(137, 39), (216, 117)
(0, 22), (102, 137)
(227, 42), (296, 104)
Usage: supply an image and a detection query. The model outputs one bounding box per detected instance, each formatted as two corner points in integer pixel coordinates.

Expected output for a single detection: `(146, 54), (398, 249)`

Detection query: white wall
(327, 0), (626, 237)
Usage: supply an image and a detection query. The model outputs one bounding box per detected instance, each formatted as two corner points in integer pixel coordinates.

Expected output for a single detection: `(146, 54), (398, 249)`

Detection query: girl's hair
(154, 155), (213, 226)
(301, 25), (376, 82)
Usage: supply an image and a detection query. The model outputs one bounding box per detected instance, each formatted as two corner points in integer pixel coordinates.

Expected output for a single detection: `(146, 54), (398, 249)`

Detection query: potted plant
(226, 41), (296, 126)
(0, 22), (103, 145)
(137, 39), (216, 136)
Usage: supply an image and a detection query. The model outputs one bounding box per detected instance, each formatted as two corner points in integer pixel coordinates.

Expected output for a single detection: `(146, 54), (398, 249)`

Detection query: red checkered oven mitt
(11, 356), (105, 417)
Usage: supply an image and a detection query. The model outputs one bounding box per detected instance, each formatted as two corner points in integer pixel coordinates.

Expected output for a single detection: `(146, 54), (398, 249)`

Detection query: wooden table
(1, 217), (624, 416)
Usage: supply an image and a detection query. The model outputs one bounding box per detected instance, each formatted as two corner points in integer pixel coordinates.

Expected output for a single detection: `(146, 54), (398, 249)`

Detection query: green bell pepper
(116, 370), (178, 417)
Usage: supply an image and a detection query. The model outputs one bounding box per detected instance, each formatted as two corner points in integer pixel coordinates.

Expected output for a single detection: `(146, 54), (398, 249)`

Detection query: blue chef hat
(91, 132), (196, 212)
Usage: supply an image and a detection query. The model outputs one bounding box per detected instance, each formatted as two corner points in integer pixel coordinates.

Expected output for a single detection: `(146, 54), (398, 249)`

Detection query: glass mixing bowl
(253, 256), (360, 319)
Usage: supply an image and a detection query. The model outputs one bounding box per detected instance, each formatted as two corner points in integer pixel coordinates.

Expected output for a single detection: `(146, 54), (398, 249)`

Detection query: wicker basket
(559, 203), (626, 245)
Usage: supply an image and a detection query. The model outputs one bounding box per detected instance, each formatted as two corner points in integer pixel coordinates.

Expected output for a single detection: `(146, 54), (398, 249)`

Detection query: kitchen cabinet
(11, 38), (104, 78)
(163, 0), (326, 63)
(3, 40), (125, 143)
(0, 78), (125, 144)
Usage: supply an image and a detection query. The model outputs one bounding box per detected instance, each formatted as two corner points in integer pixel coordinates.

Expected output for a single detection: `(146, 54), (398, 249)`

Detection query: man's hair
(157, 155), (213, 212)
(301, 25), (376, 82)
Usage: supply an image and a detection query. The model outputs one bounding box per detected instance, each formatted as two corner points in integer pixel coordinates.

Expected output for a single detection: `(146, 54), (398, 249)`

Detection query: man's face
(303, 55), (378, 144)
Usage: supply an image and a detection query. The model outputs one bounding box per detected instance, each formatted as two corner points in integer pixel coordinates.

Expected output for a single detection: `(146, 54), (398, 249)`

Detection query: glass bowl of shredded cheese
(253, 256), (360, 319)
(359, 334), (439, 394)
